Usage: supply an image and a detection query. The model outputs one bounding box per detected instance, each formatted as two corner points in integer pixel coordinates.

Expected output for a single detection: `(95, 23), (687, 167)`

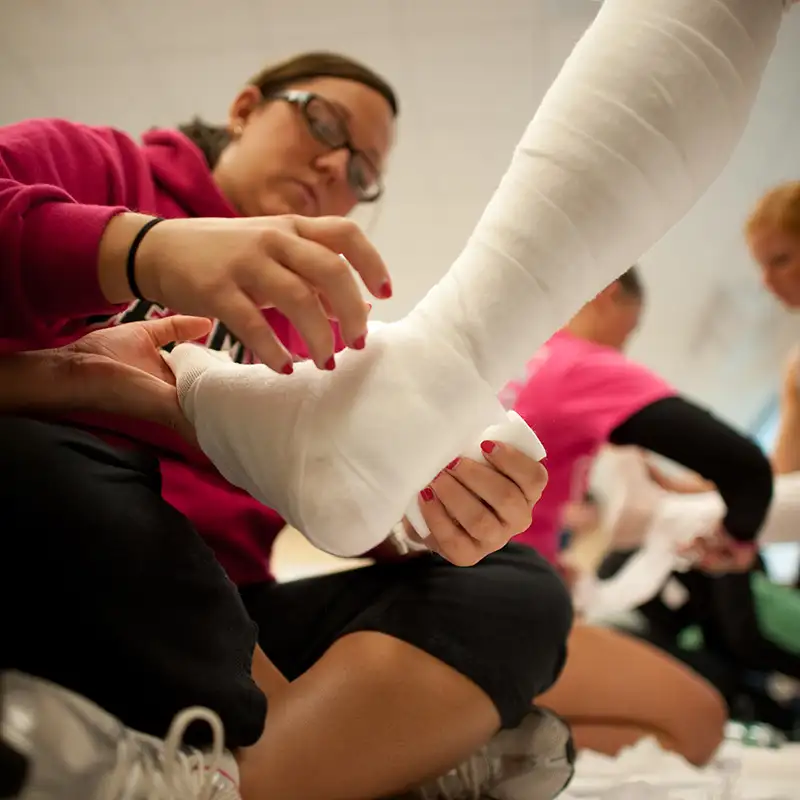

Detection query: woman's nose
(314, 148), (350, 187)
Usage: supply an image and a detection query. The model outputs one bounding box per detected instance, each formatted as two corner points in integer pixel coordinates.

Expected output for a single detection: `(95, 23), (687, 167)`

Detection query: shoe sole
(0, 675), (29, 799)
(487, 706), (575, 799)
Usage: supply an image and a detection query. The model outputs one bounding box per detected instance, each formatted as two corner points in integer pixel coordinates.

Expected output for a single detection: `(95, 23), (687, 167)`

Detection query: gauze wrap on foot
(166, 325), (544, 556)
(167, 0), (785, 556)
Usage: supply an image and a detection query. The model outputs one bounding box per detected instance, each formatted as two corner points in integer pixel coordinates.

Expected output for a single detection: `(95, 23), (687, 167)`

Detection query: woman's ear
(227, 85), (265, 134)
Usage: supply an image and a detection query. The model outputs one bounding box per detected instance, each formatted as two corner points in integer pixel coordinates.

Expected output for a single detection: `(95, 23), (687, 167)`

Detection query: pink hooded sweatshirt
(0, 118), (335, 585)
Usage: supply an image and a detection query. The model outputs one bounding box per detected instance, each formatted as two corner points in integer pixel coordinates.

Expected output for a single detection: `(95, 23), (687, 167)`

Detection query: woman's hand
(98, 213), (392, 374)
(678, 527), (757, 574)
(62, 316), (212, 440)
(405, 442), (548, 566)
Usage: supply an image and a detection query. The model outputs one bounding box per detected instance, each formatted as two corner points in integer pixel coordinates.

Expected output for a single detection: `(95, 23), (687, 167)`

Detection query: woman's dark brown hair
(178, 51), (399, 169)
(616, 265), (644, 299)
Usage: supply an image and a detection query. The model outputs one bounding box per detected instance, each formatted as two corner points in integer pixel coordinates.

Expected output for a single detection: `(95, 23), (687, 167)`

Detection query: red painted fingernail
(420, 487), (435, 502)
(352, 334), (366, 350)
(281, 362), (294, 375)
(480, 440), (497, 454)
(447, 457), (460, 470)
(324, 356), (336, 371)
(378, 279), (393, 299)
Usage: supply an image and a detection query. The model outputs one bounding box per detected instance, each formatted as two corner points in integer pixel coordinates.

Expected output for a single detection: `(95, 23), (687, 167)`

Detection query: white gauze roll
(403, 411), (545, 539)
(167, 0), (786, 557)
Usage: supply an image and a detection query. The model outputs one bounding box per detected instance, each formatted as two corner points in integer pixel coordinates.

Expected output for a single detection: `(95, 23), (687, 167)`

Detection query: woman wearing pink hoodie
(2, 0), (795, 794)
(0, 52), (570, 800)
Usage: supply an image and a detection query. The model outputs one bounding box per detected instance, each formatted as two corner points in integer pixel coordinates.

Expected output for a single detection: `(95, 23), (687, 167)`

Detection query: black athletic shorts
(1, 417), (572, 748)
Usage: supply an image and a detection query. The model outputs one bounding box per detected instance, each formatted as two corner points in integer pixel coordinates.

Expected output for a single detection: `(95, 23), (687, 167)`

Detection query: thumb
(142, 315), (213, 348)
(121, 376), (198, 446)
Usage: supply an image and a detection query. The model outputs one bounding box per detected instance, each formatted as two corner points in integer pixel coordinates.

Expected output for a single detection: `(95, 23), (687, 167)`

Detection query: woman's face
(214, 76), (395, 218)
(748, 225), (800, 308)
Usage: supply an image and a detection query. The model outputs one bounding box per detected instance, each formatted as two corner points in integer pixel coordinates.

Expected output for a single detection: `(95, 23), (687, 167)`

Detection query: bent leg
(237, 544), (572, 800)
(538, 624), (726, 765)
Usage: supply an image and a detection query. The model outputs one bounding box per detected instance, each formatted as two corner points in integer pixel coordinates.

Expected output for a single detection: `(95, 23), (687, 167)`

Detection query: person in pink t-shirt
(505, 267), (772, 569)
(505, 270), (672, 563)
(501, 267), (774, 764)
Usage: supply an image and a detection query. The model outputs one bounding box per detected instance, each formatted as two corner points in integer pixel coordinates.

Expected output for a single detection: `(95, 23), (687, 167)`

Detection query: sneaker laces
(420, 747), (498, 800)
(100, 706), (238, 800)
(412, 709), (574, 800)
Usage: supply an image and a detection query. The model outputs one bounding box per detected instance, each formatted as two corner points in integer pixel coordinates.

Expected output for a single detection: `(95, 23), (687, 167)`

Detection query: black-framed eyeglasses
(270, 89), (383, 203)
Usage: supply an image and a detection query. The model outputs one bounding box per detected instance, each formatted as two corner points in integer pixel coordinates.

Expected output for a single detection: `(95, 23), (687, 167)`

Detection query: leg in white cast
(167, 329), (545, 555)
(411, 0), (786, 391)
(167, 0), (786, 557)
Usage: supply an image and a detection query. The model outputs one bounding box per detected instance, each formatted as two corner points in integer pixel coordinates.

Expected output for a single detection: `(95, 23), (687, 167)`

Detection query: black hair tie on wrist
(126, 217), (165, 301)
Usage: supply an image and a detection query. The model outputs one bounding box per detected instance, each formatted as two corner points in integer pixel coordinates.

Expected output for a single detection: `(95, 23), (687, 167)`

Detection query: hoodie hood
(141, 128), (238, 220)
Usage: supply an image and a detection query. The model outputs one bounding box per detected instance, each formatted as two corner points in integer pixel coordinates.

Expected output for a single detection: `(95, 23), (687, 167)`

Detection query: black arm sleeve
(609, 396), (773, 542)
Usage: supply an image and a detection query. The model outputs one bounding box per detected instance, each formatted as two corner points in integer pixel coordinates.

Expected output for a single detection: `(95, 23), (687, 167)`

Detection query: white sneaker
(1, 671), (240, 799)
(410, 707), (574, 800)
